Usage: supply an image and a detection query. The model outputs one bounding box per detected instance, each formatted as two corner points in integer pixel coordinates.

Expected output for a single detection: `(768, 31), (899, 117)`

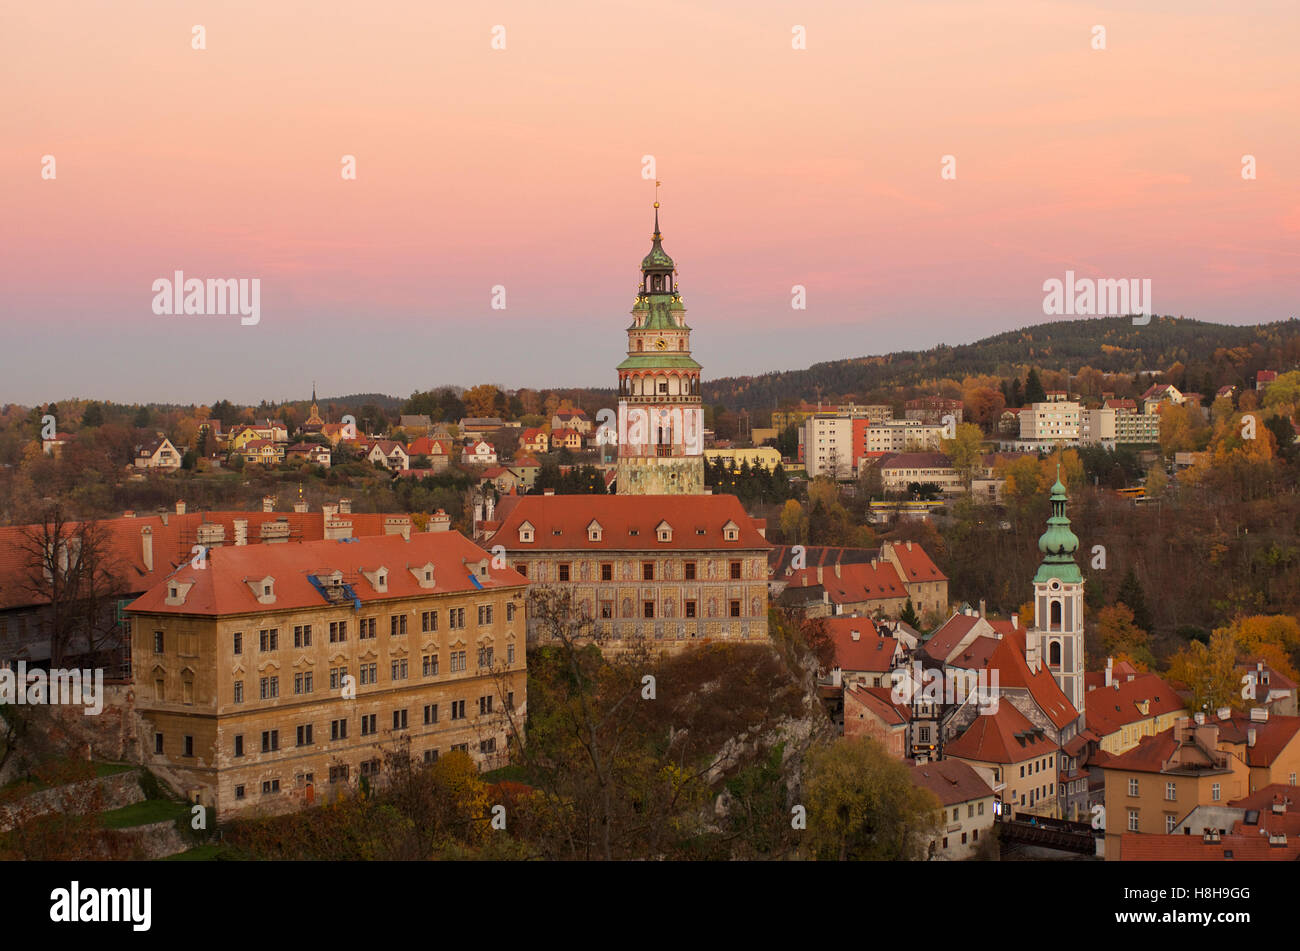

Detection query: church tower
(1027, 468), (1086, 716)
(305, 382), (325, 432)
(615, 200), (705, 495)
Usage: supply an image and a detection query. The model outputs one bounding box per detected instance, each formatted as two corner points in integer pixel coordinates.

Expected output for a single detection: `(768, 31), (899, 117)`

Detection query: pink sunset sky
(2, 0), (1298, 405)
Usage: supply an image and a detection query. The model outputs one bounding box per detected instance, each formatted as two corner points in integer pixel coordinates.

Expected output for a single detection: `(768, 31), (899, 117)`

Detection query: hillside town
(3, 205), (1300, 867)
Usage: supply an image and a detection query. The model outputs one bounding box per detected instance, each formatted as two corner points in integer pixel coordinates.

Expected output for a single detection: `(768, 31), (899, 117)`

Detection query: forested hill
(699, 316), (1300, 413)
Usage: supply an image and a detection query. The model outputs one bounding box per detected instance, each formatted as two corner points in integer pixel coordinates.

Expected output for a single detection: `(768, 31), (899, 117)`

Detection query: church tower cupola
(1027, 465), (1086, 717)
(615, 193), (704, 495)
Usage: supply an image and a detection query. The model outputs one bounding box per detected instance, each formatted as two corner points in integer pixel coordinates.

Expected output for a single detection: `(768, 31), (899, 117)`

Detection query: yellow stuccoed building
(127, 531), (528, 817)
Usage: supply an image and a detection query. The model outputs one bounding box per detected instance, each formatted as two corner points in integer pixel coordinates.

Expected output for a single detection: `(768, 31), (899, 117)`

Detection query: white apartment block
(1080, 408), (1116, 447)
(1114, 410), (1160, 444)
(864, 421), (945, 453)
(1019, 401), (1081, 442)
(801, 415), (855, 478)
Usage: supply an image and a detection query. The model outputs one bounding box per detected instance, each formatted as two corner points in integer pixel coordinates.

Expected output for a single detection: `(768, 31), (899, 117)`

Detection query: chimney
(324, 517), (353, 541)
(1194, 712), (1206, 725)
(262, 495), (275, 513)
(323, 503), (339, 519)
(429, 509), (451, 533)
(123, 510), (135, 519)
(1217, 707), (1231, 720)
(543, 488), (555, 496)
(1251, 707), (1269, 723)
(850, 629), (860, 641)
(339, 498), (352, 514)
(294, 499), (308, 513)
(1248, 727), (1258, 748)
(175, 500), (186, 515)
(141, 526), (153, 572)
(1011, 614), (1018, 630)
(834, 563), (841, 578)
(906, 540), (913, 551)
(978, 599), (986, 618)
(1105, 657), (1113, 688)
(817, 566), (823, 584)
(233, 518), (248, 547)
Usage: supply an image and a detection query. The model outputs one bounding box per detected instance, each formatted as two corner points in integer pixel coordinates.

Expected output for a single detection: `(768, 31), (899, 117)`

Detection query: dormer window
(656, 520), (673, 543)
(518, 521), (534, 543)
(587, 520), (603, 542)
(722, 521), (739, 542)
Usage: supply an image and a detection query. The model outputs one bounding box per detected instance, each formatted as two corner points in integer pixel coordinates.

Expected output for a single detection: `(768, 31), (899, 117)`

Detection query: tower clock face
(655, 337), (667, 351)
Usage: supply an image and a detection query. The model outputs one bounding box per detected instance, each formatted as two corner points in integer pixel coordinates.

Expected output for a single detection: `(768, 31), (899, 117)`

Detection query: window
(729, 600), (741, 618)
(296, 724), (313, 747)
(685, 562), (696, 580)
(261, 730), (279, 752)
(233, 631), (242, 655)
(451, 651), (467, 673)
(507, 643), (515, 666)
(262, 780), (280, 795)
(393, 709), (408, 730)
(359, 663), (377, 685)
(644, 601), (654, 619)
(330, 666), (348, 690)
(506, 602), (516, 622)
(480, 738), (497, 754)
(183, 735), (194, 757)
(1165, 814), (1177, 834)
(514, 563), (527, 577)
(961, 832), (967, 845)
(642, 562), (654, 581)
(1212, 783), (1221, 802)
(685, 600), (697, 619)
(390, 615), (407, 637)
(978, 801), (984, 815)
(968, 804), (975, 818)
(293, 624), (312, 648)
(1165, 782), (1176, 801)
(391, 658), (408, 681)
(154, 631), (164, 653)
(360, 714), (377, 736)
(360, 618), (376, 639)
(259, 628), (278, 652)
(360, 759), (380, 778)
(449, 608), (465, 629)
(507, 691), (514, 708)
(422, 610), (438, 632)
(479, 695), (494, 715)
(423, 750), (439, 764)
(233, 680), (244, 704)
(600, 600), (614, 619)
(729, 560), (742, 580)
(423, 703), (439, 724)
(601, 563), (613, 581)
(294, 671), (313, 695)
(330, 718), (348, 740)
(235, 785), (245, 800)
(1128, 809), (1139, 832)
(451, 743), (469, 753)
(234, 735), (244, 757)
(477, 646), (494, 668)
(329, 765), (349, 783)
(478, 604), (493, 625)
(451, 700), (466, 720)
(1127, 778), (1138, 797)
(423, 654), (439, 677)
(329, 620), (347, 643)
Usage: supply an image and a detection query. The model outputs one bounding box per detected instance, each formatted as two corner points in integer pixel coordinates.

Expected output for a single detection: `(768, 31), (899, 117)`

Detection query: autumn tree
(1167, 628), (1239, 713)
(804, 736), (943, 860)
(941, 422), (985, 487)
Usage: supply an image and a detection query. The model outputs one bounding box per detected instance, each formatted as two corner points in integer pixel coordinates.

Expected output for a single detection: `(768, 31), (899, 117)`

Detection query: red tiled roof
(488, 494), (770, 552)
(128, 532), (525, 617)
(1083, 659), (1140, 692)
(945, 702), (1059, 765)
(1120, 831), (1300, 861)
(908, 758), (995, 806)
(1084, 673), (1186, 737)
(784, 560), (908, 603)
(846, 684), (911, 726)
(0, 510), (434, 611)
(823, 618), (898, 673)
(878, 452), (953, 470)
(921, 614), (984, 664)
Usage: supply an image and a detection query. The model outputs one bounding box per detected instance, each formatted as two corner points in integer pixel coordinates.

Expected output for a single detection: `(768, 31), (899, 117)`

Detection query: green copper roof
(634, 298), (685, 331)
(640, 204), (674, 271)
(1033, 467), (1082, 584)
(616, 353), (702, 371)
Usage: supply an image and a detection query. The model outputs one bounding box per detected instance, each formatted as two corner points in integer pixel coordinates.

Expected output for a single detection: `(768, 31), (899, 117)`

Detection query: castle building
(615, 202), (705, 495)
(126, 532), (527, 816)
(1026, 469), (1086, 716)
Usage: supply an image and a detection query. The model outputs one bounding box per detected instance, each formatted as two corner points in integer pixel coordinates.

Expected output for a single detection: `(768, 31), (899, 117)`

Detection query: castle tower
(614, 200), (704, 495)
(1027, 468), (1086, 715)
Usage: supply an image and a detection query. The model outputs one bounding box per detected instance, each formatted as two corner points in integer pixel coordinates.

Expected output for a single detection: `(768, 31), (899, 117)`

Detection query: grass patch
(100, 798), (191, 829)
(94, 762), (135, 778)
(482, 763), (532, 784)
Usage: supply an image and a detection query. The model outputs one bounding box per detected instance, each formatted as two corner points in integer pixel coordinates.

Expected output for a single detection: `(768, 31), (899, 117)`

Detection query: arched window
(1050, 601), (1062, 627)
(1049, 641), (1062, 666)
